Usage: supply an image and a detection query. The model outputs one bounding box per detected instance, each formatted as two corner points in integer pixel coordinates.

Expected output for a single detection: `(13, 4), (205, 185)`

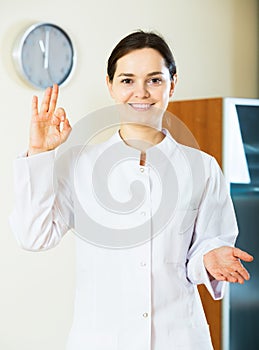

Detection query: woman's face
(107, 48), (176, 115)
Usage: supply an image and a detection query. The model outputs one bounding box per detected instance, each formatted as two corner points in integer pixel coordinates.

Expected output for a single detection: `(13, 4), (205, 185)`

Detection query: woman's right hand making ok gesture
(28, 84), (72, 156)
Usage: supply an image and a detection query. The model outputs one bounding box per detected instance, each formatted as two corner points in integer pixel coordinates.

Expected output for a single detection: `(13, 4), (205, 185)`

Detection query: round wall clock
(13, 22), (75, 89)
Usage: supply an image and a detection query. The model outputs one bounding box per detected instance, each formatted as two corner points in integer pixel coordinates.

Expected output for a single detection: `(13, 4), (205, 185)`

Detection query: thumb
(60, 118), (72, 142)
(233, 247), (254, 262)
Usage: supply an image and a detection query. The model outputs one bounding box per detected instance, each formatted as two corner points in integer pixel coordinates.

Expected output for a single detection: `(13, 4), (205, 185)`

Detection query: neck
(119, 124), (165, 152)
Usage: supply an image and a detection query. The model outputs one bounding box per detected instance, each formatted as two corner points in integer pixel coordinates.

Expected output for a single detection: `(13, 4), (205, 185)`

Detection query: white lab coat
(9, 129), (238, 350)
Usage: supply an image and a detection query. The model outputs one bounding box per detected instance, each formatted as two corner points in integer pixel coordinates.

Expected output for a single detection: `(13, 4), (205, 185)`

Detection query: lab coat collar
(106, 128), (178, 163)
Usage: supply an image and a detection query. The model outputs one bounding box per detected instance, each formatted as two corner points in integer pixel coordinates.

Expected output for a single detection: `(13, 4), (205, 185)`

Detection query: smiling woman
(106, 32), (177, 151)
(106, 47), (175, 154)
(9, 30), (253, 350)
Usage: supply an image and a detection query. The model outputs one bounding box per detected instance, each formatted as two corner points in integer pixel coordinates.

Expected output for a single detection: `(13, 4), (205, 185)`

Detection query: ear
(106, 75), (114, 99)
(169, 74), (177, 97)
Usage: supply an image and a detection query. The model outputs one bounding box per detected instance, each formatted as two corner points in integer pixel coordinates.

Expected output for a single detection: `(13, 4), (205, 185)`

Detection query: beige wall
(0, 0), (258, 349)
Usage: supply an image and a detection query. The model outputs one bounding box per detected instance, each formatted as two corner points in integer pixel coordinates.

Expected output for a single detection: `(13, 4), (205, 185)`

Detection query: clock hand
(39, 39), (45, 53)
(44, 30), (50, 70)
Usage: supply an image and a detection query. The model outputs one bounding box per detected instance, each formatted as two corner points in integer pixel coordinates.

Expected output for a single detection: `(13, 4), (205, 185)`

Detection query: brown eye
(147, 77), (162, 85)
(121, 78), (133, 84)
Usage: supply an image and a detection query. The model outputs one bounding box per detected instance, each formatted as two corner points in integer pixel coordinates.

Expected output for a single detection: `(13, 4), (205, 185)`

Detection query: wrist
(27, 147), (50, 156)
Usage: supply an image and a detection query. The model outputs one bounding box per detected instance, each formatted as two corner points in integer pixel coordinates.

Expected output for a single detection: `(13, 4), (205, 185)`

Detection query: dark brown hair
(107, 30), (177, 82)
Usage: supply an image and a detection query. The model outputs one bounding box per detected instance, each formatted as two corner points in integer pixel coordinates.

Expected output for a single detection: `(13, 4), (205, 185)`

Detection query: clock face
(13, 23), (75, 89)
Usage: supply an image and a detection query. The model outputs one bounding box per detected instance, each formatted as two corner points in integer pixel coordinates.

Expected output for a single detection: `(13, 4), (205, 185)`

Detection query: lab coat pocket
(163, 209), (198, 263)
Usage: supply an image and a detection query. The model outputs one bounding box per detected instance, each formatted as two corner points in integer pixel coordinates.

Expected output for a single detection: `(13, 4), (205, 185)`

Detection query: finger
(233, 247), (254, 262)
(40, 86), (52, 114)
(60, 118), (72, 142)
(62, 116), (71, 130)
(48, 84), (59, 115)
(236, 265), (250, 281)
(213, 273), (227, 282)
(32, 95), (39, 119)
(216, 267), (239, 283)
(229, 271), (245, 284)
(225, 272), (239, 284)
(52, 107), (66, 126)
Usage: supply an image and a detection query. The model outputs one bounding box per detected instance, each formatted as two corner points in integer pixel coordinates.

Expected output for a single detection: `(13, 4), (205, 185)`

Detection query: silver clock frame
(12, 22), (76, 89)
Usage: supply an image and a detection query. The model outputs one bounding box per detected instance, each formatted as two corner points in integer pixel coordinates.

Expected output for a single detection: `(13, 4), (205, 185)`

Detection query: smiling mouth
(129, 103), (154, 111)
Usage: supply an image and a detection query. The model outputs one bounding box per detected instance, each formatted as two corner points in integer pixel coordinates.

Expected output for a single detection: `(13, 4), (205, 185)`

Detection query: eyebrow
(117, 71), (164, 78)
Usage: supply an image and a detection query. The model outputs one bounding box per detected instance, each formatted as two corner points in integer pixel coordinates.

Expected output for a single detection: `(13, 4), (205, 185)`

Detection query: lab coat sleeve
(9, 149), (74, 251)
(186, 156), (239, 300)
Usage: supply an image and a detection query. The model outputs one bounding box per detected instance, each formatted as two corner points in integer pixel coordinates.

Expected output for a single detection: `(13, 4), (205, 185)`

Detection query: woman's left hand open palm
(204, 246), (254, 284)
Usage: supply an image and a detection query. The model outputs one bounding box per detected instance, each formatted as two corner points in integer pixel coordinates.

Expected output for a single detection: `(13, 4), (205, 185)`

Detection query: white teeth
(130, 103), (152, 110)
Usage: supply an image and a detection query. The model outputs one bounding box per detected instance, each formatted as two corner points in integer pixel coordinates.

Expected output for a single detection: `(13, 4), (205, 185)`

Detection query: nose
(134, 82), (150, 99)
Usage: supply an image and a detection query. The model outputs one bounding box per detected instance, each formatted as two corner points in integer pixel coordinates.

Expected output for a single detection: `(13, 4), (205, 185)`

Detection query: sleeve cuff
(187, 241), (230, 300)
(193, 251), (226, 300)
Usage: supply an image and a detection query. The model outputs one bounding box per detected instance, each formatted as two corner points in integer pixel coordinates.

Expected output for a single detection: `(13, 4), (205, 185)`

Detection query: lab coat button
(140, 167), (145, 172)
(140, 211), (146, 216)
(140, 261), (147, 267)
(143, 312), (148, 318)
